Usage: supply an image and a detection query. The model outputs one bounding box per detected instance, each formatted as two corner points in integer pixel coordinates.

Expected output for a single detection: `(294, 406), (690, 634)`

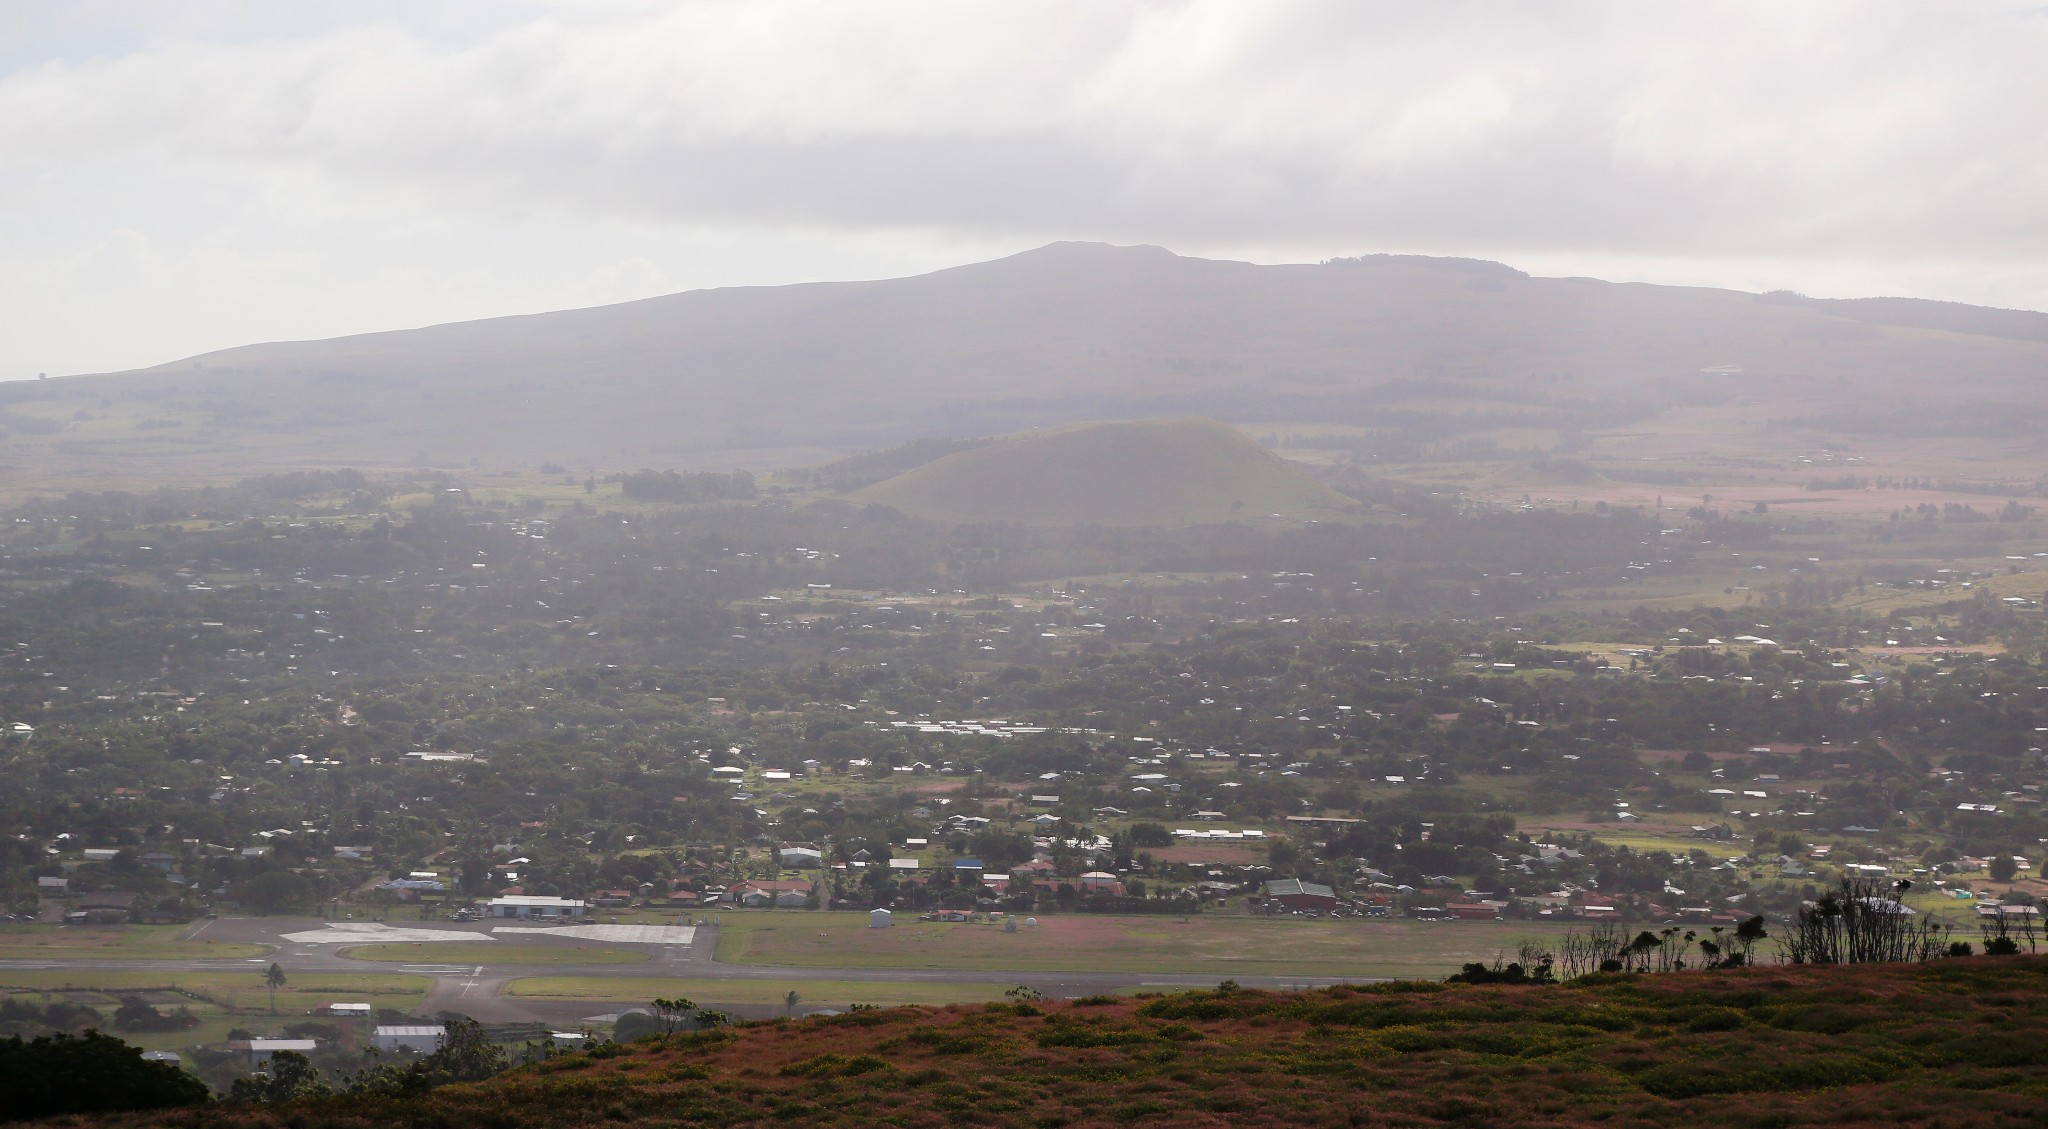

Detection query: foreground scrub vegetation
(53, 955), (2048, 1128)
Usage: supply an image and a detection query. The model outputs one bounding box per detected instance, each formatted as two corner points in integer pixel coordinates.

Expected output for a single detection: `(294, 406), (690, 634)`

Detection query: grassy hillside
(74, 957), (2048, 1128)
(849, 418), (1355, 526)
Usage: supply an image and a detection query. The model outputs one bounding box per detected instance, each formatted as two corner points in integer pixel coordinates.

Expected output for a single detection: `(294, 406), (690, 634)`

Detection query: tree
(651, 996), (697, 1036)
(0, 1030), (211, 1120)
(1990, 855), (2018, 882)
(460, 855), (494, 895)
(1128, 822), (1174, 848)
(114, 996), (198, 1032)
(1446, 959), (1553, 984)
(969, 828), (1034, 871)
(1734, 915), (1768, 965)
(611, 1011), (664, 1042)
(265, 963), (287, 1013)
(342, 1017), (508, 1097)
(1782, 879), (1950, 965)
(421, 1016), (507, 1084)
(784, 990), (800, 1017)
(239, 871), (316, 914)
(229, 1050), (332, 1103)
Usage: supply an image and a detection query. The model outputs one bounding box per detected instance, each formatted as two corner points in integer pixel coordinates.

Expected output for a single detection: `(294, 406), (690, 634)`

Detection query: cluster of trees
(0, 995), (105, 1036)
(229, 1016), (511, 1103)
(0, 1016), (543, 1119)
(114, 996), (200, 1033)
(1, 601), (2041, 920)
(0, 1031), (210, 1120)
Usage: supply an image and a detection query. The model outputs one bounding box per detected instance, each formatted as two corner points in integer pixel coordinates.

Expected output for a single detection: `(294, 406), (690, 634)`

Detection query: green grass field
(506, 977), (1014, 1009)
(712, 913), (1580, 979)
(341, 943), (649, 965)
(1522, 824), (1726, 856)
(0, 923), (267, 961)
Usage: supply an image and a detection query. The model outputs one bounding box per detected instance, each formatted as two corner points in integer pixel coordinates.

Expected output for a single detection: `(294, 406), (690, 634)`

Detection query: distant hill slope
(849, 418), (1354, 526)
(8, 241), (2048, 479)
(68, 958), (2048, 1129)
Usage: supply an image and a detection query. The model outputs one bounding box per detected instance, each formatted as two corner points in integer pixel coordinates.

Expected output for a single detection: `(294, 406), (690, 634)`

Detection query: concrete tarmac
(0, 915), (1364, 1025)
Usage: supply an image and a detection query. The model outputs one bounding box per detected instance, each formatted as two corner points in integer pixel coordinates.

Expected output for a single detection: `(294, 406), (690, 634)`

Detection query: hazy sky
(4, 0), (2045, 379)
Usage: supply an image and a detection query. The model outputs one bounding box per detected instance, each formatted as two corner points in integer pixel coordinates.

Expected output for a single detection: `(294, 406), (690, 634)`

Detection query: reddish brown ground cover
(67, 957), (2048, 1128)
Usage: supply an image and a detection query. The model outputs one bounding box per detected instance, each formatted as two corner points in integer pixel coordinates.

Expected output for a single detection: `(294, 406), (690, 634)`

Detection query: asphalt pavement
(0, 915), (1362, 1025)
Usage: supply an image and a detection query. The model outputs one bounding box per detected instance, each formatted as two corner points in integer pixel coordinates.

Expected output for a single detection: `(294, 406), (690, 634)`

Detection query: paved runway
(0, 915), (1365, 1024)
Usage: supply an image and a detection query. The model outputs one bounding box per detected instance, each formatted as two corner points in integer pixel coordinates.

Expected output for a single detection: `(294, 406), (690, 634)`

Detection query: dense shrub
(0, 1030), (210, 1120)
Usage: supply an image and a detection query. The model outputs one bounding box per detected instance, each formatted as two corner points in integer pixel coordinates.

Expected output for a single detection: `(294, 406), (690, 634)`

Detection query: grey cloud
(4, 1), (2043, 259)
(2, 0), (2046, 378)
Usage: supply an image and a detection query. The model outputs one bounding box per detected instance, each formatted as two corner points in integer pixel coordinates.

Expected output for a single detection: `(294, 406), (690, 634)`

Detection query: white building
(487, 894), (587, 919)
(245, 1038), (317, 1063)
(373, 1025), (444, 1054)
(323, 1002), (371, 1018)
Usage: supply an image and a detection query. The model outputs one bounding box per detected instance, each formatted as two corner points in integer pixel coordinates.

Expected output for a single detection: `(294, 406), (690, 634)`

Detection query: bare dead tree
(1978, 906), (2042, 955)
(1555, 921), (1628, 977)
(1783, 877), (1951, 965)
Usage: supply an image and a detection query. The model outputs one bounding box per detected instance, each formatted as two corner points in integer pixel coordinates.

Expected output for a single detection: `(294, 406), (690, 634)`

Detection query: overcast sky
(4, 0), (2045, 379)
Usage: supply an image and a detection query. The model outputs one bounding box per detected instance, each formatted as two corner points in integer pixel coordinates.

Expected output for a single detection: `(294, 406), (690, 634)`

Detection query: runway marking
(492, 924), (695, 945)
(281, 922), (493, 944)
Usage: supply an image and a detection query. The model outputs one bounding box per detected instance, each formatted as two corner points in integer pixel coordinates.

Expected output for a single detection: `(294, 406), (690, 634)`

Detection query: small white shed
(870, 908), (892, 929)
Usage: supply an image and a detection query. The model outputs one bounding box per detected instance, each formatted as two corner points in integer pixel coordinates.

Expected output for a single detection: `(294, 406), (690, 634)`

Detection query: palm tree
(783, 990), (800, 1018)
(265, 963), (287, 1013)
